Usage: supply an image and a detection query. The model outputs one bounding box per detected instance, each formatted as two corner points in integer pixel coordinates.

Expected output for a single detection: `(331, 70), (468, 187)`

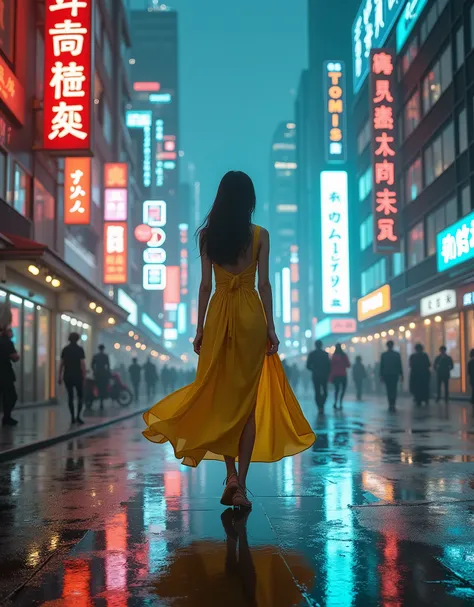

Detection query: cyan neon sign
(396, 0), (428, 51)
(437, 211), (474, 273)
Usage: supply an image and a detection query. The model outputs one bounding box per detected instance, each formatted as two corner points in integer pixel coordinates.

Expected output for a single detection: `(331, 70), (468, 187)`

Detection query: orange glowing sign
(44, 0), (93, 154)
(370, 49), (399, 253)
(64, 156), (91, 224)
(0, 55), (25, 125)
(104, 222), (128, 284)
(324, 61), (346, 163)
(104, 163), (128, 189)
(133, 81), (160, 92)
(358, 284), (391, 322)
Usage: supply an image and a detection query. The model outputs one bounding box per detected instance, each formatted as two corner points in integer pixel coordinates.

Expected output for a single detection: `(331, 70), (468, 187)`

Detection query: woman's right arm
(257, 229), (279, 355)
(194, 234), (213, 355)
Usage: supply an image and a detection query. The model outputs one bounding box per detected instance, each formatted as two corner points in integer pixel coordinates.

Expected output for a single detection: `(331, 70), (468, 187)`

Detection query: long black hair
(198, 171), (256, 265)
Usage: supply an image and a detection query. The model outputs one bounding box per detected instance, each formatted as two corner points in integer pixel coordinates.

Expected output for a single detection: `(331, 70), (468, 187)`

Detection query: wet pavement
(0, 394), (473, 606)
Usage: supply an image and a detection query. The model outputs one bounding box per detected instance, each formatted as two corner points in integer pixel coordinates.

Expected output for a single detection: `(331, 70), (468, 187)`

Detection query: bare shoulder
(259, 226), (269, 241)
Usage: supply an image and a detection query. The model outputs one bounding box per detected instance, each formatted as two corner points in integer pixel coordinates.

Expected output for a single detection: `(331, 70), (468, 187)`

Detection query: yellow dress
(143, 226), (315, 466)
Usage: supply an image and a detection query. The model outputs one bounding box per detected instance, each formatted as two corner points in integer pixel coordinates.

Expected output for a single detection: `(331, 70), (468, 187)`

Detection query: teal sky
(165, 0), (308, 220)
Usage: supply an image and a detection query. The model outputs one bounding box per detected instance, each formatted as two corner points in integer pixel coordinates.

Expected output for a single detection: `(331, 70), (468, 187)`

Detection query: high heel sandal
(220, 473), (239, 506)
(232, 484), (252, 510)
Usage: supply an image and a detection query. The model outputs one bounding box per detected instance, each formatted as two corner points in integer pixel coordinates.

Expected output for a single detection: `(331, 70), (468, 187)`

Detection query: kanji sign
(0, 55), (25, 125)
(370, 49), (399, 253)
(104, 222), (128, 284)
(358, 284), (391, 322)
(44, 0), (92, 153)
(352, 0), (407, 93)
(64, 156), (90, 224)
(104, 163), (128, 189)
(320, 171), (351, 315)
(437, 211), (474, 273)
(420, 290), (456, 317)
(104, 189), (128, 221)
(324, 61), (347, 163)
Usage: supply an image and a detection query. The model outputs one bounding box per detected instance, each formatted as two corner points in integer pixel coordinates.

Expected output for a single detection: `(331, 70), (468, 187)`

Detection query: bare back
(215, 224), (260, 275)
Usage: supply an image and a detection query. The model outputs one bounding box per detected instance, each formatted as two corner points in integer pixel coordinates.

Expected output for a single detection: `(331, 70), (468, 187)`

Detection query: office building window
(424, 121), (455, 187)
(360, 214), (373, 251)
(458, 108), (468, 154)
(392, 239), (405, 278)
(408, 221), (425, 268)
(405, 157), (422, 203)
(461, 185), (471, 217)
(0, 149), (6, 200)
(361, 259), (386, 296)
(456, 25), (465, 70)
(422, 45), (452, 114)
(404, 90), (421, 139)
(402, 37), (418, 74)
(103, 101), (113, 145)
(103, 36), (113, 79)
(426, 197), (457, 256)
(13, 164), (29, 217)
(357, 120), (370, 154)
(358, 166), (372, 202)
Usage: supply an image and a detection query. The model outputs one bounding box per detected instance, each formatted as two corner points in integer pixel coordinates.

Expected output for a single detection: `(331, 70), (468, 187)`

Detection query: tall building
(269, 121), (300, 352)
(128, 5), (181, 350)
(349, 0), (473, 397)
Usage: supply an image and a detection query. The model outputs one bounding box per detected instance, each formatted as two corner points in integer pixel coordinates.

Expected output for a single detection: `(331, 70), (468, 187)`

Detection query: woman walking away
(143, 172), (315, 509)
(330, 344), (351, 409)
(409, 343), (431, 406)
(352, 356), (367, 401)
(468, 349), (474, 405)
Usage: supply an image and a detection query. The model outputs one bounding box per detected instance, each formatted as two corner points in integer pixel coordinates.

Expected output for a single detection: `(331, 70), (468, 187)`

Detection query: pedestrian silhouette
(128, 358), (141, 402)
(59, 332), (86, 425)
(434, 345), (454, 404)
(380, 340), (403, 411)
(352, 356), (367, 401)
(306, 340), (331, 413)
(143, 357), (159, 400)
(329, 344), (350, 410)
(0, 326), (20, 426)
(410, 344), (431, 406)
(91, 344), (110, 409)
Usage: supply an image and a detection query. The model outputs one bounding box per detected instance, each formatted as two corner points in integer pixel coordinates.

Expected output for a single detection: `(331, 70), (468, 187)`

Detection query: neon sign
(44, 0), (92, 153)
(126, 110), (152, 188)
(437, 211), (474, 273)
(370, 49), (400, 253)
(64, 157), (90, 224)
(143, 200), (166, 227)
(320, 171), (351, 315)
(103, 222), (127, 285)
(396, 0), (429, 52)
(324, 61), (346, 163)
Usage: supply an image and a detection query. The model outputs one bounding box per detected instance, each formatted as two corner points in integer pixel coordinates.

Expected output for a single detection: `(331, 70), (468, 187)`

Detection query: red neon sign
(370, 49), (399, 253)
(44, 0), (93, 154)
(103, 222), (128, 284)
(0, 55), (25, 125)
(164, 266), (180, 307)
(133, 81), (160, 92)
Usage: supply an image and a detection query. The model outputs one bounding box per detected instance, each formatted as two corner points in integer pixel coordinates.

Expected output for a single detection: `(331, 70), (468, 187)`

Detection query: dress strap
(252, 226), (261, 263)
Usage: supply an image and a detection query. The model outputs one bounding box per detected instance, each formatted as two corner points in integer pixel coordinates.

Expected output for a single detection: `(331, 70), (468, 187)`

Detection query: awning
(0, 232), (128, 323)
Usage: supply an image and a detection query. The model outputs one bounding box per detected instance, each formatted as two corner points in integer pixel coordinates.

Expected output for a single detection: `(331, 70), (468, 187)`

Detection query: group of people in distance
(306, 338), (472, 413)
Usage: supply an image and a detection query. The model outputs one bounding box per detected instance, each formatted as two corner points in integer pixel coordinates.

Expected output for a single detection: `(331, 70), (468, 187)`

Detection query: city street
(0, 395), (473, 606)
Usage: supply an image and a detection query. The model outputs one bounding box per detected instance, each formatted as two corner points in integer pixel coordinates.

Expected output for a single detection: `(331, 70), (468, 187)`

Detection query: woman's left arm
(194, 237), (213, 355)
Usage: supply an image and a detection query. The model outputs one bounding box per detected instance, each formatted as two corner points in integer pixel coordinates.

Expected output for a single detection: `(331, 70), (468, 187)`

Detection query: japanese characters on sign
(104, 223), (128, 285)
(142, 201), (168, 290)
(370, 49), (400, 253)
(320, 170), (351, 315)
(64, 156), (90, 224)
(315, 317), (357, 340)
(462, 291), (474, 307)
(437, 211), (474, 273)
(357, 284), (391, 321)
(0, 55), (25, 125)
(126, 111), (152, 188)
(396, 0), (429, 52)
(420, 290), (456, 317)
(352, 0), (406, 93)
(324, 61), (346, 163)
(44, 0), (93, 153)
(103, 163), (129, 283)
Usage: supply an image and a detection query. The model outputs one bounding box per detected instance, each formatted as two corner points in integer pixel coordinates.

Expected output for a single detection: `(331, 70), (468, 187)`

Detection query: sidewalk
(0, 398), (151, 462)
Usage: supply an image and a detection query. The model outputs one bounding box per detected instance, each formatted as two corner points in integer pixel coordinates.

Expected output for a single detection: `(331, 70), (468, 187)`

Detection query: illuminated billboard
(103, 223), (128, 285)
(64, 157), (90, 224)
(320, 170), (350, 315)
(126, 110), (152, 188)
(370, 49), (400, 253)
(352, 0), (407, 93)
(324, 61), (346, 163)
(397, 0), (429, 52)
(357, 285), (391, 321)
(437, 211), (474, 273)
(143, 200), (167, 227)
(44, 0), (93, 153)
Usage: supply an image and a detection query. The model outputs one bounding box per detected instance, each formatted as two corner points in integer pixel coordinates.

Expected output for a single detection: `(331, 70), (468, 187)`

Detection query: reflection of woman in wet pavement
(143, 172), (315, 510)
(409, 344), (431, 406)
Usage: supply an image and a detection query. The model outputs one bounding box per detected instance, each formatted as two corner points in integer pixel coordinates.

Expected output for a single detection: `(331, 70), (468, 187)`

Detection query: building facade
(350, 0), (474, 397)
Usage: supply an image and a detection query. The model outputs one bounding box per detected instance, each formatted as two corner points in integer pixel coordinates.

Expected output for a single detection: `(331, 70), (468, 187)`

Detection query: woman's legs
(334, 379), (340, 406)
(339, 377), (347, 405)
(224, 456), (237, 478)
(238, 409), (256, 489)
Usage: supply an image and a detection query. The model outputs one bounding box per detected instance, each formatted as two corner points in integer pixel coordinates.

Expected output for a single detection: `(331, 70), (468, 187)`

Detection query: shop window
(392, 238), (405, 278)
(405, 156), (422, 203)
(9, 294), (22, 396)
(13, 163), (29, 217)
(404, 90), (420, 139)
(422, 45), (452, 115)
(461, 185), (471, 217)
(37, 306), (50, 402)
(23, 300), (35, 404)
(458, 108), (468, 154)
(445, 317), (461, 379)
(408, 221), (424, 268)
(456, 25), (465, 71)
